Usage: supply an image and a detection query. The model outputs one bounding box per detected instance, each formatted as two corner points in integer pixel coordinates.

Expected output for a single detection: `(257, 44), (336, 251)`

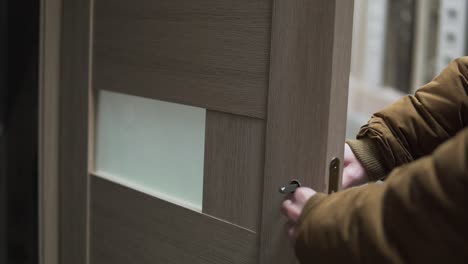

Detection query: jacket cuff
(346, 139), (388, 181)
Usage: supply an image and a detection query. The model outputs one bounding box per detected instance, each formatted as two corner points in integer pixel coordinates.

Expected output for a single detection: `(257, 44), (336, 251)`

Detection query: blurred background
(1, 0), (39, 263)
(347, 0), (468, 138)
(0, 0), (467, 263)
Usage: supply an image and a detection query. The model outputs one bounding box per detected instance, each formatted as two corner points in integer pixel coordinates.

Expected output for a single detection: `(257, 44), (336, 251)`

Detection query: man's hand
(281, 144), (366, 241)
(281, 187), (316, 241)
(342, 143), (368, 189)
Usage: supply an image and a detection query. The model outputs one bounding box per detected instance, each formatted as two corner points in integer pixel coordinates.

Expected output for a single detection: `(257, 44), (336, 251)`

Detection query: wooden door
(39, 0), (354, 264)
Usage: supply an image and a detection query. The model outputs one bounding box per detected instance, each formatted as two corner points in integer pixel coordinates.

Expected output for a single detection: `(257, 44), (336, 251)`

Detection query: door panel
(93, 0), (271, 118)
(91, 176), (257, 264)
(89, 0), (273, 259)
(203, 111), (265, 232)
(91, 92), (263, 262)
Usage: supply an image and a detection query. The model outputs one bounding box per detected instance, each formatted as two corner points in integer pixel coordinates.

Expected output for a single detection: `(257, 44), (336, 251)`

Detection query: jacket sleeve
(347, 57), (468, 180)
(295, 128), (468, 263)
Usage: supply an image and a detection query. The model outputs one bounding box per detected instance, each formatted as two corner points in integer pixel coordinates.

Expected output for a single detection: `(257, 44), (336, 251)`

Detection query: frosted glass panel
(95, 90), (205, 211)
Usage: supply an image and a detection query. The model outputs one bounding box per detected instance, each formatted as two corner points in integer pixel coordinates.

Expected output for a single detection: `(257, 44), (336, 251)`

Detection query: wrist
(346, 139), (388, 181)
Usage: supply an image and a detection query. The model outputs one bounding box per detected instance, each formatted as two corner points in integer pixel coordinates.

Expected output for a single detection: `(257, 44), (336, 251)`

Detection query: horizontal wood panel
(93, 0), (271, 118)
(203, 111), (265, 232)
(91, 176), (258, 264)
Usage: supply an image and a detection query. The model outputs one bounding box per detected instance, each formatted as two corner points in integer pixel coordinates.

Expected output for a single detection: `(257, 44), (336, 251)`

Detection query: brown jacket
(295, 57), (468, 263)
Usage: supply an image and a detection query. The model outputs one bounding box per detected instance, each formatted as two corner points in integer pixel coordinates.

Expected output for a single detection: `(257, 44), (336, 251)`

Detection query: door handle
(328, 157), (340, 194)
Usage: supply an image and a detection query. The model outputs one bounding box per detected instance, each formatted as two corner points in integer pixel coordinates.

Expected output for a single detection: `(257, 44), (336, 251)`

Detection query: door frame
(38, 0), (61, 263)
(38, 0), (353, 263)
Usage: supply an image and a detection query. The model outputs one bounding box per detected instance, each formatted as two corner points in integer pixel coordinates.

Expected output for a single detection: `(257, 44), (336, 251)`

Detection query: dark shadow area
(1, 0), (39, 263)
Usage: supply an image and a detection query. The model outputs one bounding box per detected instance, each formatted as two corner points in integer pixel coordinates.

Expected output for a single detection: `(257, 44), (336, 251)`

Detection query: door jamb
(38, 0), (62, 263)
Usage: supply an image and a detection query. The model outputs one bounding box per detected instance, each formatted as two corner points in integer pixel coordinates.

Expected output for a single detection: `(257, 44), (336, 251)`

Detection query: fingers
(287, 223), (296, 241)
(286, 218), (300, 242)
(281, 199), (301, 223)
(281, 186), (318, 242)
(282, 187), (316, 221)
(341, 167), (354, 189)
(342, 162), (369, 189)
(293, 187), (316, 203)
(344, 143), (352, 166)
(282, 201), (299, 242)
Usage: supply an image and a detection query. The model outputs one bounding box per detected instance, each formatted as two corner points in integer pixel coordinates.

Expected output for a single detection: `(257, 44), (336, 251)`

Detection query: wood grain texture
(93, 0), (272, 118)
(91, 176), (258, 264)
(38, 0), (62, 263)
(259, 0), (353, 263)
(59, 0), (92, 263)
(203, 111), (265, 232)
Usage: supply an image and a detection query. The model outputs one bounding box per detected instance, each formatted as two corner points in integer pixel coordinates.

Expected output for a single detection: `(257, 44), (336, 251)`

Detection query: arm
(294, 128), (468, 263)
(348, 57), (468, 181)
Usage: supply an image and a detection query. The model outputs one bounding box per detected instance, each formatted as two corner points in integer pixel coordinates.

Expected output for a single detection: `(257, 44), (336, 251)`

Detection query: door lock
(278, 180), (301, 194)
(278, 157), (340, 195)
